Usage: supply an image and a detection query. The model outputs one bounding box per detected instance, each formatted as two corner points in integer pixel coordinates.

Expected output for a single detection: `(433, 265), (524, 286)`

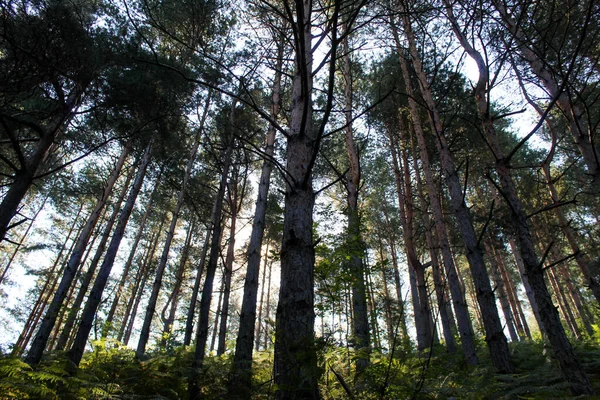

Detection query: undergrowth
(1, 336), (599, 399)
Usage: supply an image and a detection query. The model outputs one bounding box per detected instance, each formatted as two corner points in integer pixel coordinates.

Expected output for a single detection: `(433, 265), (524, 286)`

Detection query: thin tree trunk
(67, 143), (152, 370)
(255, 242), (270, 352)
(217, 175), (240, 356)
(13, 204), (83, 355)
(341, 26), (370, 375)
(56, 166), (134, 350)
(183, 225), (211, 346)
(484, 241), (519, 342)
(122, 215), (166, 345)
(137, 99), (207, 358)
(211, 278), (225, 353)
(189, 102), (236, 398)
(263, 257), (273, 350)
(445, 1), (589, 390)
(25, 142), (130, 365)
(232, 27), (284, 392)
(399, 4), (512, 372)
(161, 219), (195, 346)
(0, 192), (50, 286)
(104, 181), (157, 336)
(410, 130), (456, 352)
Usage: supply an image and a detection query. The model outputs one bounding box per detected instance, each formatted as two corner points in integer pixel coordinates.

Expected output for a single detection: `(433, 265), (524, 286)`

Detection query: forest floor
(1, 336), (600, 399)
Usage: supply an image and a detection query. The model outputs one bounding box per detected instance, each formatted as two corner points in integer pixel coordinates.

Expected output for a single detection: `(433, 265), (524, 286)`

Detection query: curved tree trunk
(445, 1), (590, 391)
(399, 3), (512, 372)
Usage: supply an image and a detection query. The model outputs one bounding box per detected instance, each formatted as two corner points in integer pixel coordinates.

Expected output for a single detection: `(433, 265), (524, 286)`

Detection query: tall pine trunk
(398, 3), (512, 372)
(25, 142), (130, 365)
(445, 2), (590, 390)
(67, 143), (152, 369)
(231, 28), (284, 394)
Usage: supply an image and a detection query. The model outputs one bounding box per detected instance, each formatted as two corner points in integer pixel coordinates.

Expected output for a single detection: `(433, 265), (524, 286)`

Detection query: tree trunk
(385, 122), (433, 352)
(341, 28), (370, 376)
(67, 143), (152, 370)
(25, 142), (130, 365)
(121, 215), (166, 345)
(217, 175), (240, 356)
(104, 179), (158, 336)
(410, 130), (456, 353)
(0, 91), (82, 242)
(161, 219), (195, 346)
(445, 1), (590, 390)
(232, 27), (283, 391)
(0, 192), (50, 286)
(188, 102), (236, 398)
(255, 242), (270, 352)
(399, 3), (512, 372)
(56, 166), (134, 350)
(137, 95), (208, 358)
(392, 23), (476, 363)
(183, 227), (211, 346)
(484, 241), (519, 342)
(13, 204), (83, 355)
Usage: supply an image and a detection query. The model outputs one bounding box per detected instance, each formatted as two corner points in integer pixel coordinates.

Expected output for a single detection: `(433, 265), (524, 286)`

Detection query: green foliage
(2, 338), (599, 398)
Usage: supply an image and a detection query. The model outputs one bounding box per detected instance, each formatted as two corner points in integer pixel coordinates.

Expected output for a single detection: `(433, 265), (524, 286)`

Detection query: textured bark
(25, 142), (130, 365)
(67, 143), (152, 370)
(273, 2), (326, 397)
(401, 3), (511, 372)
(56, 167), (134, 351)
(341, 29), (370, 375)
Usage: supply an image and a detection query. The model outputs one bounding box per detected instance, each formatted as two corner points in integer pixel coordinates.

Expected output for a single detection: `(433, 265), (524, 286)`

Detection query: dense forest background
(1, 0), (599, 398)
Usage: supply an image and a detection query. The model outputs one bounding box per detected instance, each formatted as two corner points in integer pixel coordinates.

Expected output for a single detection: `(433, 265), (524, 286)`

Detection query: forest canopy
(0, 0), (599, 398)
